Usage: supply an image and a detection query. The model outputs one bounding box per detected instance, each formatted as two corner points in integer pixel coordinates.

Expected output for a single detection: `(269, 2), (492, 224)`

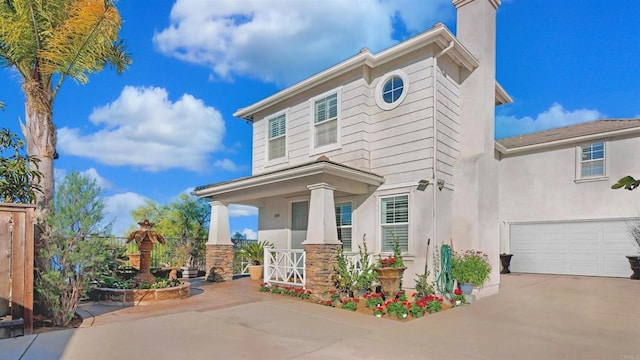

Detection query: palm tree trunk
(21, 83), (55, 223)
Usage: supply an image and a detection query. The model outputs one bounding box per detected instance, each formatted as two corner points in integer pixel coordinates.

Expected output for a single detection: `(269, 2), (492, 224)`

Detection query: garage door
(509, 219), (636, 277)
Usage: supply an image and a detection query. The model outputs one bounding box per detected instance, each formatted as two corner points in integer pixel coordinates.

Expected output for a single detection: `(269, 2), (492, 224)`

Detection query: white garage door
(509, 219), (636, 277)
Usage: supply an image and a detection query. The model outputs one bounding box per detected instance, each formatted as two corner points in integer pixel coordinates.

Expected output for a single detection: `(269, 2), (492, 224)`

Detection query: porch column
(205, 201), (234, 281)
(303, 183), (340, 301)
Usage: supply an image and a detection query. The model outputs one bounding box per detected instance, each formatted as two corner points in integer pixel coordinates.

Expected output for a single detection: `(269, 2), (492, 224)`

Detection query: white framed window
(375, 70), (409, 111)
(380, 194), (408, 252)
(266, 112), (286, 162)
(578, 142), (605, 179)
(335, 202), (352, 251)
(310, 89), (341, 152)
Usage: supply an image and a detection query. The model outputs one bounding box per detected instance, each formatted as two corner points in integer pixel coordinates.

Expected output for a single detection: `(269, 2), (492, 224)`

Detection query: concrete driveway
(1, 274), (639, 359)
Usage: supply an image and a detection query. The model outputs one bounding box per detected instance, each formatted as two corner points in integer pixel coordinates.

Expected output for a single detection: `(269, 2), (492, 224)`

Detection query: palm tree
(0, 0), (130, 221)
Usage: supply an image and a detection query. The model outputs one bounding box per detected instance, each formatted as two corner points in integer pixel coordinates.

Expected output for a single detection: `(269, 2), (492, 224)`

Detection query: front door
(290, 201), (309, 249)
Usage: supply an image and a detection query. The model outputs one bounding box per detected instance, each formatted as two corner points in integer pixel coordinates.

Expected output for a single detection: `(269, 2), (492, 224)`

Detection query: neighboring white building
(195, 0), (639, 294)
(497, 119), (640, 278)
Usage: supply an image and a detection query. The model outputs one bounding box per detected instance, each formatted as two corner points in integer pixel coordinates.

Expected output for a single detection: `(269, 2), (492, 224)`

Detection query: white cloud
(57, 86), (225, 172)
(80, 168), (112, 190)
(153, 0), (452, 85)
(228, 204), (258, 217)
(104, 192), (148, 236)
(214, 158), (239, 171)
(239, 228), (257, 240)
(496, 103), (604, 139)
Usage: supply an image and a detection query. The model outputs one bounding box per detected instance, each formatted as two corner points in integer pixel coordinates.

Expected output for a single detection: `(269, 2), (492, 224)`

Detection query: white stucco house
(194, 0), (638, 296)
(497, 119), (640, 278)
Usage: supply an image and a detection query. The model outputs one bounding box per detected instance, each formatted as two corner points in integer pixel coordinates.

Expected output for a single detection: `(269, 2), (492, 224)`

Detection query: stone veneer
(304, 244), (340, 301)
(205, 244), (234, 281)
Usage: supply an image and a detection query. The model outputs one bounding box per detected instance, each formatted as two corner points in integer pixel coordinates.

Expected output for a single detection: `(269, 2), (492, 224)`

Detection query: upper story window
(267, 113), (286, 161)
(335, 202), (352, 252)
(578, 142), (605, 178)
(380, 194), (409, 253)
(313, 92), (338, 148)
(375, 70), (409, 111)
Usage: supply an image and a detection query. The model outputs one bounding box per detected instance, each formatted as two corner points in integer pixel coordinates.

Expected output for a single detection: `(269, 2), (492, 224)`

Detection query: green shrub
(451, 250), (491, 287)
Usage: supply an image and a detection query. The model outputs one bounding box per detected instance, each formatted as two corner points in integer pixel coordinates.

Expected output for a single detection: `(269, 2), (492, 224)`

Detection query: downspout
(431, 41), (454, 270)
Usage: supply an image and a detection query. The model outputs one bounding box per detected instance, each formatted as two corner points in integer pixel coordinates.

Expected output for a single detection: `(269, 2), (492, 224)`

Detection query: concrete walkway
(1, 274), (639, 359)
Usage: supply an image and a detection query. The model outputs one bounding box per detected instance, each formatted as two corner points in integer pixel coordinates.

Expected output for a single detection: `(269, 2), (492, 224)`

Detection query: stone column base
(304, 244), (340, 302)
(205, 244), (234, 281)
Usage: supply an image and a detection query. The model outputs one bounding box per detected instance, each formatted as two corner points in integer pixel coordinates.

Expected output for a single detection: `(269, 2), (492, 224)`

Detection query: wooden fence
(0, 204), (34, 337)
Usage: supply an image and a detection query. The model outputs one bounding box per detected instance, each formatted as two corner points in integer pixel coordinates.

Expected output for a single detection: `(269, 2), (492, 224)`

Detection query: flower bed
(91, 281), (190, 306)
(259, 284), (458, 322)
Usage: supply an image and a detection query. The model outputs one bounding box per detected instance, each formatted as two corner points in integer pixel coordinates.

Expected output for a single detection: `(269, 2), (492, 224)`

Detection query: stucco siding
(499, 136), (640, 225)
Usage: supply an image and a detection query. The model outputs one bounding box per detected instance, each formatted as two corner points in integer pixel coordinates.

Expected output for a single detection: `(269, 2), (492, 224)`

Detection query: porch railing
(264, 248), (305, 288)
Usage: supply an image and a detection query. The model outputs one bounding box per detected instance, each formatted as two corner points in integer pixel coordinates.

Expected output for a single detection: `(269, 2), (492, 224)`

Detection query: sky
(1, 0), (639, 237)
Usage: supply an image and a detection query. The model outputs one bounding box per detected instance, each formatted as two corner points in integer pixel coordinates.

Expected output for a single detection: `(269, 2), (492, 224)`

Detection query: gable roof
(495, 119), (640, 154)
(235, 23), (510, 121)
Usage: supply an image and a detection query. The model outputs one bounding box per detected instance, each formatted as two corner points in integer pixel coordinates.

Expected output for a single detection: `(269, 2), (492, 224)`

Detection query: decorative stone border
(91, 281), (190, 306)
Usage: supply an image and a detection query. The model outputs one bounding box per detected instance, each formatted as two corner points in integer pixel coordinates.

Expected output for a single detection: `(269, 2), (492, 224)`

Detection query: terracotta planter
(627, 255), (640, 280)
(374, 266), (406, 297)
(248, 265), (263, 281)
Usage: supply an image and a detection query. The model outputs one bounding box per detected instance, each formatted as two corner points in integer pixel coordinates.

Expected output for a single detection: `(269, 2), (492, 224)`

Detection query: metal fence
(109, 237), (207, 271)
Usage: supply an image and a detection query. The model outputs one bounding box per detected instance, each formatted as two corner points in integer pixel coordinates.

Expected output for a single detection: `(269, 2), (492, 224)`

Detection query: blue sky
(2, 0), (639, 237)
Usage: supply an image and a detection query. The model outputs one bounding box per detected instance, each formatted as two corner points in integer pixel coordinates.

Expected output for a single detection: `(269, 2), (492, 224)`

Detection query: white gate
(264, 248), (305, 288)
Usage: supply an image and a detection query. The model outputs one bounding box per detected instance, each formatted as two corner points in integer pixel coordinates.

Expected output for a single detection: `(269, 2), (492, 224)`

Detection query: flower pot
(373, 267), (406, 298)
(500, 253), (514, 274)
(627, 256), (640, 280)
(400, 313), (407, 319)
(375, 314), (383, 318)
(248, 265), (263, 281)
(455, 300), (461, 306)
(459, 283), (474, 295)
(181, 267), (199, 278)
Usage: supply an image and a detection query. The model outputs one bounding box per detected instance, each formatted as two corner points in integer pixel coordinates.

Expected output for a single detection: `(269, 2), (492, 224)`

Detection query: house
(497, 119), (640, 278)
(194, 0), (510, 297)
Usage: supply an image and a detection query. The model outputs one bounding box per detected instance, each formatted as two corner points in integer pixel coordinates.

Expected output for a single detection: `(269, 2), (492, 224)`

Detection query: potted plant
(239, 240), (273, 280)
(374, 234), (406, 297)
(625, 219), (640, 280)
(451, 250), (492, 294)
(340, 297), (359, 311)
(414, 272), (435, 298)
(332, 238), (377, 297)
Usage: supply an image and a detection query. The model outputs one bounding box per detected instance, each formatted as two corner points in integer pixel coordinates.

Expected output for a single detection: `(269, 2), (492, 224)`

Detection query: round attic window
(375, 70), (409, 110)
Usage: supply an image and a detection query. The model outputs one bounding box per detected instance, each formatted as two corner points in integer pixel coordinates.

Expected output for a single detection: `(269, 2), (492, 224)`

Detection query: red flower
(329, 290), (336, 294)
(454, 289), (462, 295)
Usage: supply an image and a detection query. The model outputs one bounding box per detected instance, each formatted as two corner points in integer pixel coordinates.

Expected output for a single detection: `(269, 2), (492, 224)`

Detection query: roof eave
(233, 25), (478, 121)
(193, 161), (385, 199)
(495, 82), (512, 106)
(495, 126), (640, 155)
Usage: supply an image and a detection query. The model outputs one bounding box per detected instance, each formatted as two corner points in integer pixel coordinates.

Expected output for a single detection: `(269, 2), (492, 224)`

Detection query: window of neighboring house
(579, 142), (605, 178)
(335, 202), (352, 251)
(267, 114), (286, 161)
(380, 195), (409, 253)
(313, 92), (338, 148)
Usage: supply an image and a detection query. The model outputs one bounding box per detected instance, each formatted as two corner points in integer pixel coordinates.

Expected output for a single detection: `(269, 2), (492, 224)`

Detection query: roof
(192, 159), (385, 203)
(234, 23), (494, 121)
(496, 119), (640, 154)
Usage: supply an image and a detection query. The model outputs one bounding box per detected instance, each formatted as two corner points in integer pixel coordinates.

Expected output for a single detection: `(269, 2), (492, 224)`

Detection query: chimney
(450, 0), (502, 296)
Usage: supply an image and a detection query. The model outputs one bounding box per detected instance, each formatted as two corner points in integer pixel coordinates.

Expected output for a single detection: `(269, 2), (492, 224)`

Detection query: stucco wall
(498, 135), (640, 252)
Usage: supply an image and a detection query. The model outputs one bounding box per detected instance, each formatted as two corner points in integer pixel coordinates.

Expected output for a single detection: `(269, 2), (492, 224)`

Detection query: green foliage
(377, 234), (405, 268)
(0, 129), (42, 203)
(333, 238), (377, 296)
(451, 250), (492, 287)
(612, 176), (640, 191)
(239, 240), (272, 265)
(36, 172), (117, 326)
(414, 272), (435, 297)
(130, 194), (209, 267)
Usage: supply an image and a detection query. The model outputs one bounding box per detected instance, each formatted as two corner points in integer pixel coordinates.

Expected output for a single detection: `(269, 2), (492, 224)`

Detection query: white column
(302, 183), (340, 245)
(207, 201), (232, 245)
